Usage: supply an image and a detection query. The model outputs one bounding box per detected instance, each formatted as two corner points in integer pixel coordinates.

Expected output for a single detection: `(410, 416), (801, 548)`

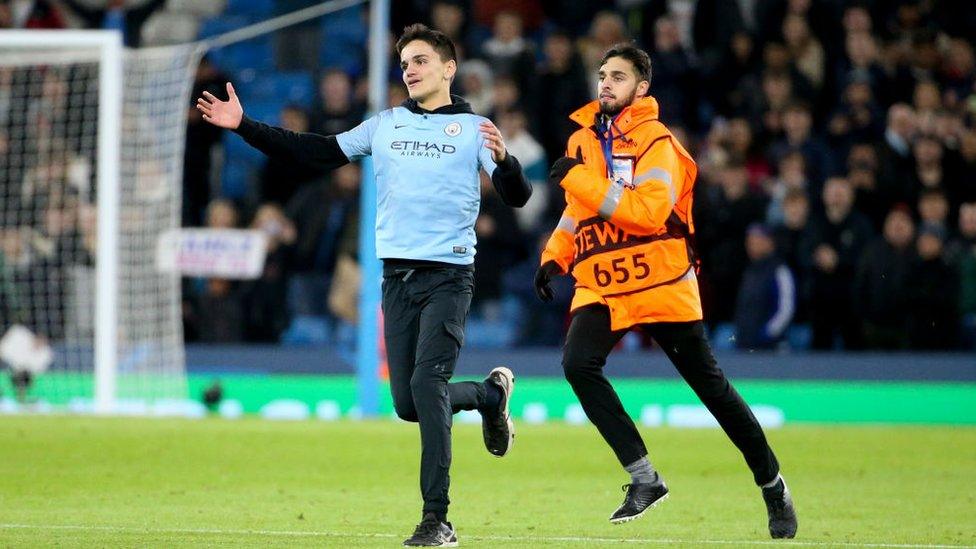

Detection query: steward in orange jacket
(539, 94), (700, 331)
(535, 43), (796, 539)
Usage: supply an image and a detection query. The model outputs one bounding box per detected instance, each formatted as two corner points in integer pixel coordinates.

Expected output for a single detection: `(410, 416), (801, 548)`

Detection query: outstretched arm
(196, 82), (350, 171)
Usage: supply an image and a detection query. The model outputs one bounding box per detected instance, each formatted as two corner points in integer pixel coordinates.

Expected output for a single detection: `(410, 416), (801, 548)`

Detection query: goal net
(0, 32), (197, 411)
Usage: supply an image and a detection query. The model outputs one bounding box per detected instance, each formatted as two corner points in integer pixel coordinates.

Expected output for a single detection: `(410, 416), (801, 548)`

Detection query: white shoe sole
(487, 366), (515, 457)
(609, 492), (669, 524)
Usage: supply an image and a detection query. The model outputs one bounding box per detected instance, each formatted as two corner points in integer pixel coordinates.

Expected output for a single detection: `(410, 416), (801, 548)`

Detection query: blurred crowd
(3, 0), (976, 352)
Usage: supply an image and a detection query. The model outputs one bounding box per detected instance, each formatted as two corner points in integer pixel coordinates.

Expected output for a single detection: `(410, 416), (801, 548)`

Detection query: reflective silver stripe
(556, 214), (576, 233)
(598, 181), (625, 218)
(634, 167), (676, 205)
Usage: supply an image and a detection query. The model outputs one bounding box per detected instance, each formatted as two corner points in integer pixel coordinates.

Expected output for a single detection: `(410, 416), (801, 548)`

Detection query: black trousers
(563, 305), (780, 486)
(382, 263), (486, 516)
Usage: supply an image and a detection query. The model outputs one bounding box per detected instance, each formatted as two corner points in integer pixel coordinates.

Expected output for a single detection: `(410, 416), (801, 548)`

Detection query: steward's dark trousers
(382, 263), (486, 516)
(563, 305), (780, 486)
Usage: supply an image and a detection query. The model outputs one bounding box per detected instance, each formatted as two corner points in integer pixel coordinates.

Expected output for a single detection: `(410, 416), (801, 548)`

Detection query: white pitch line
(0, 523), (972, 548)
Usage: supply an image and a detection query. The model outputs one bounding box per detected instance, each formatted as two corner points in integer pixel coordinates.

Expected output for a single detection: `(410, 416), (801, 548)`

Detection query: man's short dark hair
(396, 23), (457, 63)
(600, 42), (652, 84)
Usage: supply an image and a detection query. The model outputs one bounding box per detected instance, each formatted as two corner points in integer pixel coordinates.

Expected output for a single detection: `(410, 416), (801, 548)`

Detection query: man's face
(919, 195), (948, 223)
(883, 210), (914, 248)
(823, 178), (854, 212)
(959, 204), (976, 237)
(783, 197), (809, 228)
(400, 40), (455, 103)
(597, 56), (648, 116)
(746, 232), (774, 261)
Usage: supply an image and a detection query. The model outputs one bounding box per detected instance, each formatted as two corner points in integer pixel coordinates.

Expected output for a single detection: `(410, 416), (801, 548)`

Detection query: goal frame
(0, 30), (123, 412)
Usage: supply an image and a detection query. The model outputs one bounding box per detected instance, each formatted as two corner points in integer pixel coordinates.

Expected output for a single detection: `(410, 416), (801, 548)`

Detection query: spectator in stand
(908, 223), (958, 350)
(835, 31), (890, 107)
(649, 16), (696, 128)
(694, 158), (768, 327)
(429, 1), (469, 55)
(802, 176), (873, 349)
(773, 188), (809, 275)
(876, 103), (917, 209)
(917, 188), (950, 235)
(726, 117), (771, 189)
(734, 223), (796, 350)
(769, 100), (833, 198)
(761, 41), (816, 104)
(577, 11), (628, 89)
(772, 188), (811, 324)
(487, 75), (522, 120)
(707, 30), (761, 120)
(504, 232), (572, 347)
(190, 199), (245, 343)
(941, 38), (976, 107)
(472, 0), (544, 36)
(457, 59), (493, 115)
(183, 57), (226, 227)
(472, 171), (527, 319)
(750, 70), (794, 144)
(59, 0), (165, 47)
(0, 0), (64, 29)
(946, 203), (976, 265)
(691, 0), (746, 81)
(537, 29), (591, 169)
(765, 151), (808, 225)
(959, 131), (976, 206)
(242, 203), (297, 343)
(913, 80), (943, 128)
(911, 133), (959, 212)
(284, 162), (359, 323)
(496, 109), (547, 235)
(310, 69), (365, 137)
(957, 218), (976, 349)
(853, 207), (915, 350)
(479, 11), (537, 112)
(827, 74), (884, 155)
(259, 105), (327, 207)
(782, 13), (825, 96)
(847, 162), (888, 232)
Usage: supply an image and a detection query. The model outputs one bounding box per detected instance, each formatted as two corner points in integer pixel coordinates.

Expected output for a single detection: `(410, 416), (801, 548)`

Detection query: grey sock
(762, 473), (783, 490)
(624, 456), (659, 485)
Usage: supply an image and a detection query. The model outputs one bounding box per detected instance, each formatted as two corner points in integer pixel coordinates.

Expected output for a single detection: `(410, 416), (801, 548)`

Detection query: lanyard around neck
(598, 115), (624, 180)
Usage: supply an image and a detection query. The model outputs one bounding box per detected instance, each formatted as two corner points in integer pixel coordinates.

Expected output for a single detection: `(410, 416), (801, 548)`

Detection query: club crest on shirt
(444, 122), (462, 137)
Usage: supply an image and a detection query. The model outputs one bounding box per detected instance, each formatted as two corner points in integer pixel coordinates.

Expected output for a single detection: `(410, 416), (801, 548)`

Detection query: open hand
(196, 82), (243, 130)
(480, 120), (507, 162)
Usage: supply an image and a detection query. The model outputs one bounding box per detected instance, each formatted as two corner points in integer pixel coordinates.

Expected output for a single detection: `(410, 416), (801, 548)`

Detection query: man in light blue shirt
(197, 23), (531, 547)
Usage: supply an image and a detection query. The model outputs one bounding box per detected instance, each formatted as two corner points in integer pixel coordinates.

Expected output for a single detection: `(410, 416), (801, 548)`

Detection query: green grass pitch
(0, 416), (973, 548)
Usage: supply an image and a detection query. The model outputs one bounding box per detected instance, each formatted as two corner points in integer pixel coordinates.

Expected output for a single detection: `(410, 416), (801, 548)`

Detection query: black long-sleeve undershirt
(233, 116), (350, 172)
(233, 116), (532, 207)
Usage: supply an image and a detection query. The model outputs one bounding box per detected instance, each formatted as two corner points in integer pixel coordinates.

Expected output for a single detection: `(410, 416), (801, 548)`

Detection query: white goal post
(0, 0), (378, 414)
(0, 30), (193, 412)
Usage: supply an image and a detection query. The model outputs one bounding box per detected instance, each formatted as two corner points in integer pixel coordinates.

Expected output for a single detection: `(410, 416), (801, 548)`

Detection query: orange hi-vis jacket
(542, 96), (702, 331)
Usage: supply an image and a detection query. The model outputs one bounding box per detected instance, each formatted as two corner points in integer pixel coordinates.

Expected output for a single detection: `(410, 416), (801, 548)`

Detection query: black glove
(534, 260), (563, 302)
(548, 147), (584, 186)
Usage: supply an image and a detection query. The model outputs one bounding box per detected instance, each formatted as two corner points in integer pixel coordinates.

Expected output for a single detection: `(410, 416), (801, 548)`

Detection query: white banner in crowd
(156, 229), (268, 279)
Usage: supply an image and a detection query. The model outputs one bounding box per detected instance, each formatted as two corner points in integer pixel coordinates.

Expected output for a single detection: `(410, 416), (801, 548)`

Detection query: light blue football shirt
(336, 102), (500, 265)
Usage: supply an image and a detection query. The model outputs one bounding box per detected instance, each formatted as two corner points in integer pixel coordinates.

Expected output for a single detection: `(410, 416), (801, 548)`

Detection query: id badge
(610, 155), (636, 190)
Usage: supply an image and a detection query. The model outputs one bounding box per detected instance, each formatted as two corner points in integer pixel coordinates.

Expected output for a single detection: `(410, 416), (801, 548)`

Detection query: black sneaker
(402, 513), (458, 547)
(482, 366), (515, 457)
(762, 476), (798, 539)
(609, 479), (669, 524)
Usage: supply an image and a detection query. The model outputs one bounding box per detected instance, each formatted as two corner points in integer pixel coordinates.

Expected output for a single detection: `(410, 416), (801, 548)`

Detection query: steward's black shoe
(762, 476), (798, 539)
(403, 513), (458, 547)
(482, 366), (515, 457)
(609, 479), (669, 524)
